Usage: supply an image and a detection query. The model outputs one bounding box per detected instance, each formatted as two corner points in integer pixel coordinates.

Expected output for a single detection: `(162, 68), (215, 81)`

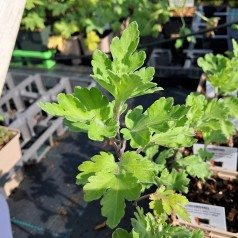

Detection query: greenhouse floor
(6, 67), (197, 238)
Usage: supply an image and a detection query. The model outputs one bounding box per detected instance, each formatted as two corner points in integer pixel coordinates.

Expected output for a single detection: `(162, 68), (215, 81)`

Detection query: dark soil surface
(187, 176), (238, 233)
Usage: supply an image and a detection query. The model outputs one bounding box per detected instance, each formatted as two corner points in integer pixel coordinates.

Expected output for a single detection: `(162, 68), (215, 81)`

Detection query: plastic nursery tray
(11, 49), (56, 69)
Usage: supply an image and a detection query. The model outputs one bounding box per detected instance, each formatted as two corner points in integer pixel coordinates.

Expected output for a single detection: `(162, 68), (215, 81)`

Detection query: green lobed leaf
(185, 93), (206, 125)
(121, 105), (151, 148)
(76, 152), (117, 185)
(197, 148), (214, 160)
(110, 21), (143, 73)
(220, 120), (236, 138)
(84, 172), (115, 201)
(156, 149), (174, 164)
(73, 87), (113, 120)
(106, 71), (160, 101)
(143, 144), (159, 160)
(203, 130), (228, 145)
(112, 229), (134, 238)
(39, 87), (117, 141)
(25, 0), (45, 10)
(150, 186), (190, 222)
(134, 67), (155, 84)
(197, 53), (228, 75)
(190, 229), (205, 238)
(91, 49), (113, 93)
(151, 127), (196, 149)
(224, 96), (238, 119)
(121, 98), (192, 148)
(171, 229), (204, 238)
(91, 22), (161, 102)
(132, 207), (202, 238)
(156, 169), (190, 193)
(53, 20), (79, 39)
(77, 151), (145, 228)
(88, 118), (118, 141)
(185, 93), (235, 144)
(150, 199), (164, 217)
(203, 98), (229, 121)
(100, 173), (142, 228)
(208, 58), (238, 95)
(132, 207), (161, 238)
(174, 155), (212, 181)
(121, 151), (158, 187)
(39, 94), (87, 121)
(39, 87), (110, 121)
(22, 12), (45, 31)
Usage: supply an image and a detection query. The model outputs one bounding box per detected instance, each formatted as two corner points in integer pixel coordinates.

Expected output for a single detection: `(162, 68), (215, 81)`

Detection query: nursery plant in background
(39, 22), (207, 237)
(46, 0), (101, 53)
(169, 2), (196, 49)
(197, 0), (238, 7)
(17, 0), (50, 51)
(21, 0), (47, 32)
(185, 93), (236, 146)
(197, 39), (238, 121)
(129, 0), (170, 38)
(21, 0), (114, 53)
(179, 72), (238, 233)
(192, 40), (238, 179)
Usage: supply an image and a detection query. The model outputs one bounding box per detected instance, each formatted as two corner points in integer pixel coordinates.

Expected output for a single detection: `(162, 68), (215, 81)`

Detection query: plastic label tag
(182, 202), (227, 230)
(193, 143), (238, 171)
(230, 117), (238, 130)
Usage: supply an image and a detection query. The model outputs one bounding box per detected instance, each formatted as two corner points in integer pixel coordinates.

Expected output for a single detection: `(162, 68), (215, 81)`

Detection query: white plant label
(169, 0), (194, 7)
(181, 202), (227, 230)
(193, 143), (238, 171)
(206, 81), (216, 98)
(230, 117), (238, 130)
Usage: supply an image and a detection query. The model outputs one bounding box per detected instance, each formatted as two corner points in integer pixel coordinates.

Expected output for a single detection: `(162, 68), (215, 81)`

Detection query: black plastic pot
(16, 25), (51, 51)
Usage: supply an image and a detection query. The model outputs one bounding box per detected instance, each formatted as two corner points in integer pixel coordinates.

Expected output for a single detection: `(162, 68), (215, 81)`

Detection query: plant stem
(114, 100), (122, 136)
(136, 147), (143, 154)
(114, 100), (122, 123)
(113, 100), (126, 160)
(195, 10), (209, 22)
(180, 15), (186, 28)
(133, 193), (153, 206)
(111, 139), (121, 160)
(214, 87), (219, 99)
